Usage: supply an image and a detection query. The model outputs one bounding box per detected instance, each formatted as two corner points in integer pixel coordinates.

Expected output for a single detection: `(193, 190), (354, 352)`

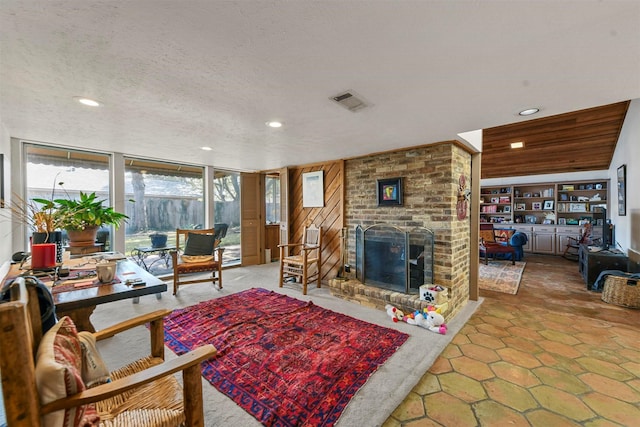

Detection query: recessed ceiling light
(511, 141), (525, 149)
(74, 96), (101, 107)
(266, 121), (283, 128)
(518, 108), (539, 116)
(201, 146), (212, 151)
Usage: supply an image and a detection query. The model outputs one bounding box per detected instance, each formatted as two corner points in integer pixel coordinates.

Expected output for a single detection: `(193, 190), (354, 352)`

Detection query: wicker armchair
(0, 278), (216, 427)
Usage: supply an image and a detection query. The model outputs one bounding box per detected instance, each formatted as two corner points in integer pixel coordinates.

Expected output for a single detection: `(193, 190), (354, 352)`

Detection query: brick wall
(344, 142), (471, 318)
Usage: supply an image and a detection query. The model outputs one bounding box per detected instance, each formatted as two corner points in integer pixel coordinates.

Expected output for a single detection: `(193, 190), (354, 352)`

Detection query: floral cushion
(35, 316), (100, 427)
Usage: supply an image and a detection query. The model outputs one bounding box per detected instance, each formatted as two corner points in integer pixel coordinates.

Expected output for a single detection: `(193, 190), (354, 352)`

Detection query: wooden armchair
(170, 228), (225, 295)
(278, 224), (322, 295)
(479, 223), (516, 265)
(0, 277), (216, 427)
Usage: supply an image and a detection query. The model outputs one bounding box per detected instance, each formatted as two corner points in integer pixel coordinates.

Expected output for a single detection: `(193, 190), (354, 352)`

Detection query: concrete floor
(384, 254), (640, 426)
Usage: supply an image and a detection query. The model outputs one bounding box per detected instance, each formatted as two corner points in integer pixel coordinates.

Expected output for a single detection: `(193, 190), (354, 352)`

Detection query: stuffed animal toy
(407, 311), (447, 334)
(385, 304), (405, 323)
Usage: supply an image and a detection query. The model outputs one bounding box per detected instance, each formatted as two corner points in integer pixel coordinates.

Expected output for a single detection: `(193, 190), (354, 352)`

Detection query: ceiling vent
(330, 90), (368, 112)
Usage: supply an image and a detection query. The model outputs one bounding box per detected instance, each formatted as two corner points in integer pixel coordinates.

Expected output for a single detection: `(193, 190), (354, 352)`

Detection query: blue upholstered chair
(508, 231), (528, 261)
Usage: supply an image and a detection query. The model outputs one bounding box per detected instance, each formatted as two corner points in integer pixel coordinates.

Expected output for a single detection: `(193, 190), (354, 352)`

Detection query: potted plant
(149, 232), (168, 248)
(54, 192), (128, 247)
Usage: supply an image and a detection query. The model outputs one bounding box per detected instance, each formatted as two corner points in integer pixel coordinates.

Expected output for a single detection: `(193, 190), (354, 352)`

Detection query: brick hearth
(328, 278), (450, 320)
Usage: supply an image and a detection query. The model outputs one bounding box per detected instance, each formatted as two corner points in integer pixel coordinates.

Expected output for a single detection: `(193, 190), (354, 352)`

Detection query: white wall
(0, 117), (13, 264)
(609, 98), (640, 254)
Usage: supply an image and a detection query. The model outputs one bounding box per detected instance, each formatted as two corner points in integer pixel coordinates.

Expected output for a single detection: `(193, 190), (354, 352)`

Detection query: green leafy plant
(54, 191), (128, 231)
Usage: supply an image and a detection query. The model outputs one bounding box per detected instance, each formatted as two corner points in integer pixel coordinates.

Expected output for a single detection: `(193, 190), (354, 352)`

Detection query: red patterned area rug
(163, 288), (409, 427)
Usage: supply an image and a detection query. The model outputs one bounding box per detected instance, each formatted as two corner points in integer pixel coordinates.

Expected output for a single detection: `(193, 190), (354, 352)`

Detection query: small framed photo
(560, 193), (568, 201)
(523, 192), (532, 198)
(543, 200), (554, 210)
(525, 215), (537, 224)
(558, 218), (566, 225)
(490, 197), (499, 203)
(515, 203), (526, 211)
(543, 219), (553, 225)
(376, 177), (403, 206)
(503, 206), (511, 213)
(532, 202), (542, 210)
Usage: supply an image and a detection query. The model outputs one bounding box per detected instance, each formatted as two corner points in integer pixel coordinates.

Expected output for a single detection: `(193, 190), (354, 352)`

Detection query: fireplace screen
(355, 224), (434, 293)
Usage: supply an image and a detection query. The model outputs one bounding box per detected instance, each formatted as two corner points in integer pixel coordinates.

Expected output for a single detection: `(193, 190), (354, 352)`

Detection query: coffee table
(3, 259), (167, 332)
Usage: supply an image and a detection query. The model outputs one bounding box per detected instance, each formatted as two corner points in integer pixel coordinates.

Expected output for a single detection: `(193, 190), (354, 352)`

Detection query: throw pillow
(35, 316), (100, 427)
(479, 229), (496, 244)
(495, 229), (516, 243)
(183, 232), (215, 256)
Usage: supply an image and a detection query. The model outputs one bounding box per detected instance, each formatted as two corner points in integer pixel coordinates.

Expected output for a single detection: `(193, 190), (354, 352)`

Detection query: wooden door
(241, 173), (262, 265)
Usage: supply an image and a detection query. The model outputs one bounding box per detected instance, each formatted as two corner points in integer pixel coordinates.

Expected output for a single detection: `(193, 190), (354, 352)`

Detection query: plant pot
(150, 233), (168, 248)
(66, 226), (100, 247)
(32, 231), (64, 263)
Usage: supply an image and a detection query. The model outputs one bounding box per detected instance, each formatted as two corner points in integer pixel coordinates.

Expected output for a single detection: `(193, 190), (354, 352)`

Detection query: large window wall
(15, 140), (238, 269)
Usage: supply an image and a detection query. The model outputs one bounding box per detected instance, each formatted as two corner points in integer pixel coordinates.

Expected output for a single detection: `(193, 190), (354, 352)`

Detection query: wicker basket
(601, 275), (640, 309)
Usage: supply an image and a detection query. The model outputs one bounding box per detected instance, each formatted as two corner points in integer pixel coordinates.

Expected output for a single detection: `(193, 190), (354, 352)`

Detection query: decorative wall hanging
(457, 174), (470, 220)
(302, 170), (324, 208)
(376, 177), (403, 206)
(617, 164), (626, 216)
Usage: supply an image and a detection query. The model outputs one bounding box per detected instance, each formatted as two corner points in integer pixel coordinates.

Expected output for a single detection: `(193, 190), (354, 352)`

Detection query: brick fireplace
(331, 142), (472, 320)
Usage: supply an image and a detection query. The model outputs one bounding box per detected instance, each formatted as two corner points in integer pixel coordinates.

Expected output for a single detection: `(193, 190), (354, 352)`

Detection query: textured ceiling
(1, 1), (639, 172)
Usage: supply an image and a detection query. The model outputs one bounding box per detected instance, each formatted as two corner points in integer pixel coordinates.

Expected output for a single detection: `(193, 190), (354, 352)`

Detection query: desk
(3, 260), (166, 332)
(131, 246), (176, 271)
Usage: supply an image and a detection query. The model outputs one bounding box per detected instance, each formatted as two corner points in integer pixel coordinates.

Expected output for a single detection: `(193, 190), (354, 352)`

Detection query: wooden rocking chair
(562, 222), (600, 260)
(278, 224), (323, 295)
(0, 277), (216, 427)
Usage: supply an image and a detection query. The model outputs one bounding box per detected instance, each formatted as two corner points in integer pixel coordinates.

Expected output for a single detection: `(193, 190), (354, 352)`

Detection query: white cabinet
(532, 226), (556, 254)
(556, 226), (581, 255)
(511, 225), (533, 252)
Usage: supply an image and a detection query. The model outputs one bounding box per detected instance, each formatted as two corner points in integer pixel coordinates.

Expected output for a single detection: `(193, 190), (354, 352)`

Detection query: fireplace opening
(355, 224), (434, 293)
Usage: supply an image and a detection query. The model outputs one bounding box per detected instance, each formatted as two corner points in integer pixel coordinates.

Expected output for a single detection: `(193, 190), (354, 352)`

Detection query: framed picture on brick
(377, 177), (403, 206)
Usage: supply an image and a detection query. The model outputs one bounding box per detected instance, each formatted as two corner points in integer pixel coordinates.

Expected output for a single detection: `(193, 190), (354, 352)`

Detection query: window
(213, 170), (240, 265)
(265, 174), (280, 224)
(24, 143), (111, 247)
(124, 158), (205, 256)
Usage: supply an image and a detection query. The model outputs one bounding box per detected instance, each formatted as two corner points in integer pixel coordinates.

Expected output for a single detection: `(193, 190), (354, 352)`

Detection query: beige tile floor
(384, 254), (640, 427)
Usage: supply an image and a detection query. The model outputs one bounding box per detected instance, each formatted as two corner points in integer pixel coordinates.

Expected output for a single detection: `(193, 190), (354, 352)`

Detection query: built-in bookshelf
(480, 186), (512, 224)
(481, 179), (609, 226)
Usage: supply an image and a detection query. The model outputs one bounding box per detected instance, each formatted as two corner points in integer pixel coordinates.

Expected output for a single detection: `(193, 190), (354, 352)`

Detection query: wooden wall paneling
(287, 161), (344, 284)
